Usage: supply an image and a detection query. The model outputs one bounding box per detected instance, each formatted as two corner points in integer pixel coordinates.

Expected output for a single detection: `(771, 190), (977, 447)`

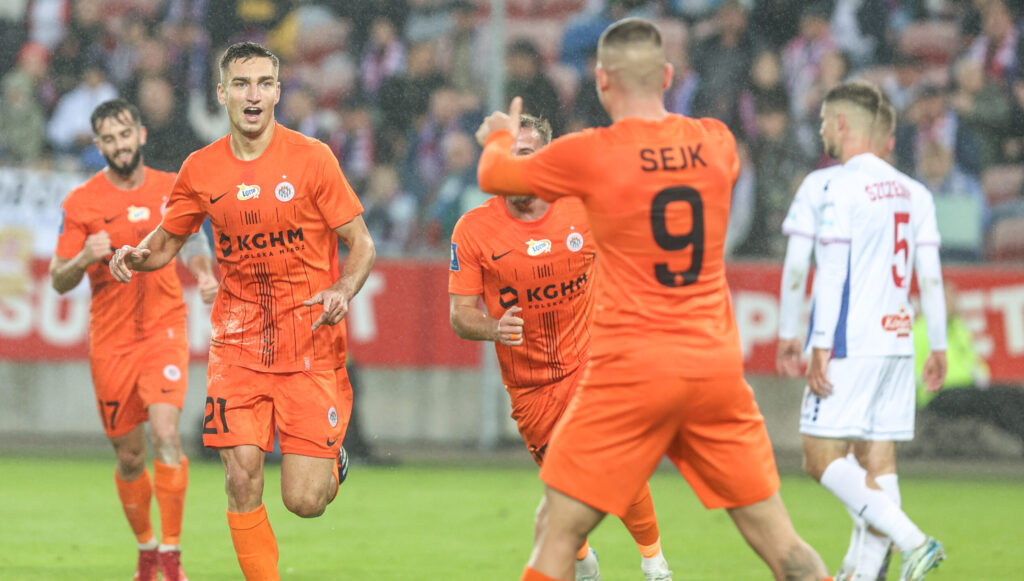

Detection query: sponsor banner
(1, 259), (1022, 381)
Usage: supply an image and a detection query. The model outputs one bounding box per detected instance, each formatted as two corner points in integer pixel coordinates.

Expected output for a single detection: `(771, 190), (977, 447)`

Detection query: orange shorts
(89, 335), (189, 439)
(540, 374), (779, 517)
(507, 366), (583, 465)
(203, 362), (353, 458)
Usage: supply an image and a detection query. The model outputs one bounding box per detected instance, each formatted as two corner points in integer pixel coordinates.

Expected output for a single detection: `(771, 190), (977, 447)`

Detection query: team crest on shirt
(526, 239), (551, 256)
(275, 181), (295, 202)
(566, 231), (584, 252)
(236, 183), (261, 201)
(881, 306), (913, 337)
(327, 406), (339, 427)
(127, 206), (151, 222)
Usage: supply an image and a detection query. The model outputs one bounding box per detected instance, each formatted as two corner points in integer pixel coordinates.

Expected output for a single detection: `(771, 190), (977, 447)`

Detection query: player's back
(817, 153), (920, 357)
(521, 114), (743, 381)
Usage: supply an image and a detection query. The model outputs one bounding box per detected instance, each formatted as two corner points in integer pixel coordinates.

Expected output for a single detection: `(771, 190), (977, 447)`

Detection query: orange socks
(622, 482), (661, 553)
(520, 566), (561, 581)
(115, 468), (154, 543)
(154, 456), (189, 546)
(227, 503), (280, 581)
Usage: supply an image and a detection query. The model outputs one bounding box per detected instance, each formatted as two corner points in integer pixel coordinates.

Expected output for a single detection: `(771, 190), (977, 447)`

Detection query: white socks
(641, 550), (669, 574)
(820, 457), (925, 552)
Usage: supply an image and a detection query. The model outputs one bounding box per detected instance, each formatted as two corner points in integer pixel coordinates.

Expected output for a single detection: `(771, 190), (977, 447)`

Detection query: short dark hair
(219, 42), (280, 80)
(599, 17), (663, 52)
(90, 99), (142, 134)
(823, 80), (884, 118)
(520, 113), (552, 145)
(875, 91), (896, 137)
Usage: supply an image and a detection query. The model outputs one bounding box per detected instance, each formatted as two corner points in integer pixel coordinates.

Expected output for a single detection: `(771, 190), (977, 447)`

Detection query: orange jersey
(478, 115), (743, 381)
(450, 196), (596, 387)
(160, 123), (363, 372)
(56, 167), (186, 353)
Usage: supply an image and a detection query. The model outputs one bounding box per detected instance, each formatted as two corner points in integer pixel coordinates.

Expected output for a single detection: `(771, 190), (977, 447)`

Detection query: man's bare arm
(450, 293), (523, 346)
(303, 215), (376, 330)
(109, 227), (189, 282)
(50, 230), (112, 293)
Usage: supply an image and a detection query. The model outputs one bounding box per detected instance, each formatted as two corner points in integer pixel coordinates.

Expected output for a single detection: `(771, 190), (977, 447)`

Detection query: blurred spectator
(427, 131), (482, 247)
(4, 41), (58, 114)
(506, 38), (563, 137)
(829, 0), (893, 67)
(333, 0), (409, 56)
(136, 75), (201, 172)
(881, 52), (925, 117)
(121, 35), (176, 106)
(48, 0), (108, 96)
(408, 86), (475, 198)
(794, 49), (849, 157)
(187, 48), (231, 144)
(279, 86), (336, 140)
(915, 141), (987, 259)
(330, 98), (376, 188)
(1006, 78), (1024, 162)
(689, 0), (756, 130)
(442, 0), (483, 94)
(361, 165), (416, 255)
(378, 41), (446, 138)
(0, 2), (28, 76)
(950, 56), (1014, 170)
(737, 49), (790, 141)
(360, 16), (406, 98)
(204, 0), (288, 48)
(914, 282), (1024, 453)
(0, 73), (46, 163)
(46, 61), (117, 161)
(782, 2), (835, 122)
(734, 92), (808, 259)
(748, 0), (801, 49)
(962, 0), (1021, 85)
(895, 83), (982, 177)
(569, 49), (612, 131)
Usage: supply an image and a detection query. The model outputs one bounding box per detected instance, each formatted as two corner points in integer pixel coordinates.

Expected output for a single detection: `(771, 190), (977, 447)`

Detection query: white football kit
(799, 153), (947, 440)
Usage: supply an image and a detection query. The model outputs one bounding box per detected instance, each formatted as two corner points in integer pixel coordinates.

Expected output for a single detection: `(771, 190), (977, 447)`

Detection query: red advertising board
(2, 259), (1022, 382)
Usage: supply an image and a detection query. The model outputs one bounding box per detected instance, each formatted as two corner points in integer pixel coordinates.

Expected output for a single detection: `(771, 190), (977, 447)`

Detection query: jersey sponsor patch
(526, 238), (551, 256)
(449, 242), (460, 271)
(127, 205), (151, 222)
(236, 183), (261, 201)
(881, 307), (912, 336)
(275, 181), (295, 202)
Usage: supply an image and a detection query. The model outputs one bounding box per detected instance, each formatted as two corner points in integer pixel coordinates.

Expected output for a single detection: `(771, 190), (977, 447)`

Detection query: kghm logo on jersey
(236, 183), (261, 201)
(275, 181), (295, 202)
(526, 238), (551, 256)
(566, 231), (583, 252)
(127, 205), (151, 222)
(881, 306), (913, 337)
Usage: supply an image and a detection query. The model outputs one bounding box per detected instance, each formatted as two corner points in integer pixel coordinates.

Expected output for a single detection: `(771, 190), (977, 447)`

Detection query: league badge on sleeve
(450, 242), (460, 271)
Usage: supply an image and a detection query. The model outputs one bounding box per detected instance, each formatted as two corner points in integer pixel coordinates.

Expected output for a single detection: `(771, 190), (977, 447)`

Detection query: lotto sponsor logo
(236, 183), (261, 200)
(526, 238), (551, 256)
(219, 227), (305, 258)
(127, 206), (151, 222)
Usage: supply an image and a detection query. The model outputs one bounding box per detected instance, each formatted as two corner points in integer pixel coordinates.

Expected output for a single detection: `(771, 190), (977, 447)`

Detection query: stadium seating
(982, 163), (1024, 207)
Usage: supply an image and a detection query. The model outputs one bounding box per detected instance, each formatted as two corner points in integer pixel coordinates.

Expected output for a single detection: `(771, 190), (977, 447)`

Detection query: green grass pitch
(0, 455), (1020, 580)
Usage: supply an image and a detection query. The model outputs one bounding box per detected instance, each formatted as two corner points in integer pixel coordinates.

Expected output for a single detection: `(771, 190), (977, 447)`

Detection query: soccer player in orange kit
(109, 42), (375, 580)
(475, 18), (832, 581)
(50, 98), (218, 581)
(450, 114), (672, 580)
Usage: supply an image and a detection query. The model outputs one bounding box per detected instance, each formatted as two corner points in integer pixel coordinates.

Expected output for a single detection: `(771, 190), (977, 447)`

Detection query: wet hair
(219, 41), (280, 80)
(90, 99), (142, 134)
(520, 113), (552, 145)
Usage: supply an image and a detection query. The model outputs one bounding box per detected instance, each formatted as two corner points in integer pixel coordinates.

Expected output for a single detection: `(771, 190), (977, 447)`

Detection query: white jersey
(810, 153), (941, 357)
(782, 165), (842, 243)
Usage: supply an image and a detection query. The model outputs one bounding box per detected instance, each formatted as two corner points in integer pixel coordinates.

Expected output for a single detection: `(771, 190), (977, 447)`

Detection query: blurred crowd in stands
(1, 0), (1023, 261)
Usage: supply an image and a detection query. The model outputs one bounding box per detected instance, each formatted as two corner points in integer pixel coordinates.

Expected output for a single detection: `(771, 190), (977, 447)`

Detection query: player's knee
(224, 464), (263, 500)
(115, 446), (146, 476)
(148, 423), (180, 451)
(800, 456), (826, 482)
(283, 489), (327, 518)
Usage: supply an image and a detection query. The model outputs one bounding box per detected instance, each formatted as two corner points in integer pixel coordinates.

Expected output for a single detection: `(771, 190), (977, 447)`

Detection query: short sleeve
(54, 195), (87, 259)
(313, 143), (363, 229)
(911, 184), (941, 248)
(448, 215), (484, 296)
(782, 175), (821, 239)
(160, 163), (207, 236)
(522, 131), (596, 203)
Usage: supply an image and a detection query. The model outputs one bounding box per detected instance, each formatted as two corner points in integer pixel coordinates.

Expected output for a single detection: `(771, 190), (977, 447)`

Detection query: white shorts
(799, 355), (915, 441)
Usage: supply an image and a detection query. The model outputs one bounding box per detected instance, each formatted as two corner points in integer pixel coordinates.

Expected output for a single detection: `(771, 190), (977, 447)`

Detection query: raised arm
(303, 215), (376, 331)
(450, 293), (524, 346)
(109, 226), (189, 282)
